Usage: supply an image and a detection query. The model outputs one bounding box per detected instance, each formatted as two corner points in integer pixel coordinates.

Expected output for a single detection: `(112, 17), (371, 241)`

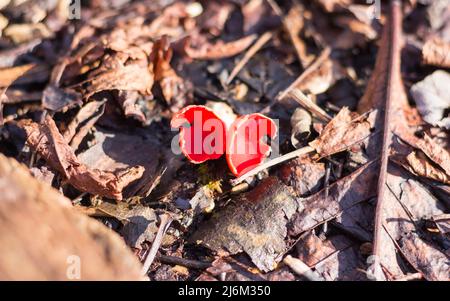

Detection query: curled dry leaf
(63, 100), (106, 151)
(0, 154), (143, 280)
(283, 2), (314, 67)
(85, 59), (154, 99)
(151, 37), (190, 111)
(309, 107), (376, 158)
(183, 34), (257, 60)
(77, 129), (161, 198)
(19, 116), (145, 200)
(0, 63), (49, 88)
(422, 37), (450, 68)
(398, 133), (450, 177)
(405, 151), (450, 184)
(42, 85), (82, 112)
(410, 70), (450, 129)
(116, 90), (147, 124)
(290, 108), (312, 148)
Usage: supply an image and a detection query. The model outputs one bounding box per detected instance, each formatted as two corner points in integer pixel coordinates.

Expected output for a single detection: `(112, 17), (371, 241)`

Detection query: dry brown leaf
(296, 232), (367, 280)
(0, 64), (49, 88)
(191, 177), (298, 272)
(315, 0), (352, 13)
(422, 37), (450, 68)
(288, 161), (378, 236)
(0, 154), (143, 280)
(77, 129), (161, 198)
(398, 133), (450, 177)
(184, 34), (257, 60)
(85, 60), (153, 99)
(309, 107), (375, 158)
(283, 2), (314, 67)
(151, 37), (190, 111)
(19, 116), (145, 200)
(406, 151), (450, 184)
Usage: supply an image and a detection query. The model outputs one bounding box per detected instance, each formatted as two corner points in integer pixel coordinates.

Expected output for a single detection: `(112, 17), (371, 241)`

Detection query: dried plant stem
(372, 0), (402, 279)
(141, 214), (173, 276)
(288, 88), (332, 122)
(231, 145), (314, 185)
(283, 255), (324, 281)
(227, 31), (273, 84)
(157, 255), (212, 270)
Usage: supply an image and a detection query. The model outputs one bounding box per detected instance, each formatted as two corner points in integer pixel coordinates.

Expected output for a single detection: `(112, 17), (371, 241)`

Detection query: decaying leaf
(62, 99), (106, 150)
(0, 154), (143, 280)
(288, 161), (378, 236)
(151, 37), (190, 111)
(278, 156), (325, 196)
(296, 232), (367, 280)
(405, 151), (450, 184)
(422, 37), (450, 68)
(290, 108), (312, 148)
(184, 35), (257, 60)
(410, 70), (450, 129)
(85, 60), (154, 99)
(77, 129), (161, 198)
(191, 177), (298, 272)
(19, 116), (145, 200)
(309, 107), (376, 158)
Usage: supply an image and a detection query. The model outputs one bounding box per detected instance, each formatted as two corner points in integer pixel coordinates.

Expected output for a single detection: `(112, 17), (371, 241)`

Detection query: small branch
(394, 273), (423, 281)
(283, 255), (325, 281)
(227, 31), (273, 84)
(288, 88), (332, 122)
(141, 214), (173, 276)
(157, 255), (212, 270)
(231, 145), (314, 185)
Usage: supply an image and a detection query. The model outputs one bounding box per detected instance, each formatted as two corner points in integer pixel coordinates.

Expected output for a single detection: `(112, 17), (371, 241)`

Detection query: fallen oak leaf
(19, 116), (144, 200)
(183, 34), (257, 60)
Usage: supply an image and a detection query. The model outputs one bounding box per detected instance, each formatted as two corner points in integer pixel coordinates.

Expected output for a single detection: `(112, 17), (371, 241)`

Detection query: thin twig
(394, 273), (423, 281)
(231, 145), (314, 185)
(283, 255), (325, 281)
(288, 88), (332, 122)
(157, 255), (212, 270)
(141, 214), (173, 276)
(227, 31), (273, 84)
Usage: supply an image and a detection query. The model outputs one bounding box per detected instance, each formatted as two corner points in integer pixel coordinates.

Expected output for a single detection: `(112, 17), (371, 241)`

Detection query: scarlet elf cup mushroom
(171, 105), (278, 177)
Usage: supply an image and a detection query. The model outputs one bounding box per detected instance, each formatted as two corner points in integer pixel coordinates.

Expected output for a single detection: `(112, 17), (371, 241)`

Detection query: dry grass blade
(287, 88), (332, 122)
(141, 214), (173, 276)
(283, 255), (325, 281)
(231, 146), (315, 185)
